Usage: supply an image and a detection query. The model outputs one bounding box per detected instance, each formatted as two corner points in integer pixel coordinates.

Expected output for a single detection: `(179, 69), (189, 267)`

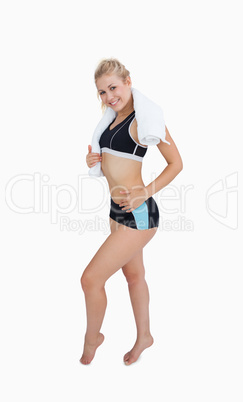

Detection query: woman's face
(96, 74), (132, 111)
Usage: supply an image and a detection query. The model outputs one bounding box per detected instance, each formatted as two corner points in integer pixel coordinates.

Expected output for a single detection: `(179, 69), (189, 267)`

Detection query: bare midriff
(101, 152), (146, 205)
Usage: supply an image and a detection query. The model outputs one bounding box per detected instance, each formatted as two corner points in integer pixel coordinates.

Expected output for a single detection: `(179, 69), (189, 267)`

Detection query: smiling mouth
(110, 99), (119, 106)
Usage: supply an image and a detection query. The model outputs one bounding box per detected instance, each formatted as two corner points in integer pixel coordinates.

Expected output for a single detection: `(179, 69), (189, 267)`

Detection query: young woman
(80, 58), (183, 365)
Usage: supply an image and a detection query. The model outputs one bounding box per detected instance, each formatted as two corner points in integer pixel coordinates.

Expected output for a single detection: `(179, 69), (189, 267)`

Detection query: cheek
(115, 89), (124, 99)
(113, 89), (120, 97)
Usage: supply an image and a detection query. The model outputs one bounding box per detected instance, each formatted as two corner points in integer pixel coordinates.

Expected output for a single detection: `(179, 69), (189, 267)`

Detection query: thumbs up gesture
(86, 145), (102, 168)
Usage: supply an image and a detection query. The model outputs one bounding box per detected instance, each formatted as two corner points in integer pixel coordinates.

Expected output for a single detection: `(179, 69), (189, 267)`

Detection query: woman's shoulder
(130, 118), (148, 148)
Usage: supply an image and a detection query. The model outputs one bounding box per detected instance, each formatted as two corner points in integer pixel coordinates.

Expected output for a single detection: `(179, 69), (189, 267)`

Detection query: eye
(99, 86), (116, 95)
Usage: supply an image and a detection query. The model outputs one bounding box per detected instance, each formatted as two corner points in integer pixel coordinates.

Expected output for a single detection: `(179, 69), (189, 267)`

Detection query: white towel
(88, 87), (170, 177)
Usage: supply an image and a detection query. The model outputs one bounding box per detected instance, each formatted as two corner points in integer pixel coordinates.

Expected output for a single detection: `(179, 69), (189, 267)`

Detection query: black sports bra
(99, 110), (147, 162)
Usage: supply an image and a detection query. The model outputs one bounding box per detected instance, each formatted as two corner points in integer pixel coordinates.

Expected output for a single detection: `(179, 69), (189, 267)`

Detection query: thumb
(88, 145), (92, 153)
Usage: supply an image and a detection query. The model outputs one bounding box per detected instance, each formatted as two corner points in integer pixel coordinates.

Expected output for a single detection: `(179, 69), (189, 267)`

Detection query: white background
(1, 0), (242, 401)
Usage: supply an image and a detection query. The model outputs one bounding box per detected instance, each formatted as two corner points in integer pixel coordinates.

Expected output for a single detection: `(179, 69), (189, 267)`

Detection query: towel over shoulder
(88, 87), (170, 177)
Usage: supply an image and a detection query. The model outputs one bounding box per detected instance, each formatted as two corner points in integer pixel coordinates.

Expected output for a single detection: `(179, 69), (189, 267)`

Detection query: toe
(125, 356), (136, 365)
(80, 356), (89, 365)
(124, 352), (136, 365)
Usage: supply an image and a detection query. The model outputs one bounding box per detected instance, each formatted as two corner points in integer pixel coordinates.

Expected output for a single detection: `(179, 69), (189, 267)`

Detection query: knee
(123, 271), (145, 286)
(80, 270), (103, 293)
(80, 271), (94, 292)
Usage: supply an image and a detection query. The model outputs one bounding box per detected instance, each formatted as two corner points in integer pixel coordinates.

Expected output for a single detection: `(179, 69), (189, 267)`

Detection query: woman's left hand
(119, 186), (149, 212)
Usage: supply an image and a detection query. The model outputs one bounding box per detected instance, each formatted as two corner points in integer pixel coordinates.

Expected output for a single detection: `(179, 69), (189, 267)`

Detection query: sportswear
(99, 110), (147, 162)
(109, 196), (159, 230)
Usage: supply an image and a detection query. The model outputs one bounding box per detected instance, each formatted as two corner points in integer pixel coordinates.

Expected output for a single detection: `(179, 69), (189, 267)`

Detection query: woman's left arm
(145, 126), (183, 199)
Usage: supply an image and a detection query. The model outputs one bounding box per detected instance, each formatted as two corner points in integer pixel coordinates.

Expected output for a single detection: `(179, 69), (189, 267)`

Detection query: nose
(106, 94), (114, 103)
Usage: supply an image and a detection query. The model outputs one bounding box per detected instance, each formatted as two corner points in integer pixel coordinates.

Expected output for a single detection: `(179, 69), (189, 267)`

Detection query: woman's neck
(116, 94), (134, 118)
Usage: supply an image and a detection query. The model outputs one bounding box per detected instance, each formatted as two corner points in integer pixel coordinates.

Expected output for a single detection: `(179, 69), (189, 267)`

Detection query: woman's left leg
(110, 217), (157, 365)
(122, 248), (154, 365)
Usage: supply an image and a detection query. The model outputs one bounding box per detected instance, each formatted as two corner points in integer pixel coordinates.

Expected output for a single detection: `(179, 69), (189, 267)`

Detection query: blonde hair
(94, 58), (130, 113)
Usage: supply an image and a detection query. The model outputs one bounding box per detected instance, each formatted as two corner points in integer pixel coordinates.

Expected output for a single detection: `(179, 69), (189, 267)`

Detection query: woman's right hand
(86, 145), (102, 168)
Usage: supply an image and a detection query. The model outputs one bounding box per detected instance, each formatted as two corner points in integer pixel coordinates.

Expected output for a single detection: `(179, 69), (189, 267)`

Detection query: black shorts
(109, 196), (159, 230)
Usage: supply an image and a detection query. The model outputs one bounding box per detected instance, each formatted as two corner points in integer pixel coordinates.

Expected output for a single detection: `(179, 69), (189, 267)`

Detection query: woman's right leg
(80, 219), (157, 364)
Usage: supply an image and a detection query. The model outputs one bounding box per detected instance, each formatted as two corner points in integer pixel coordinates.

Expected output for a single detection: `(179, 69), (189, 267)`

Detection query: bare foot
(80, 333), (105, 365)
(123, 335), (154, 366)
